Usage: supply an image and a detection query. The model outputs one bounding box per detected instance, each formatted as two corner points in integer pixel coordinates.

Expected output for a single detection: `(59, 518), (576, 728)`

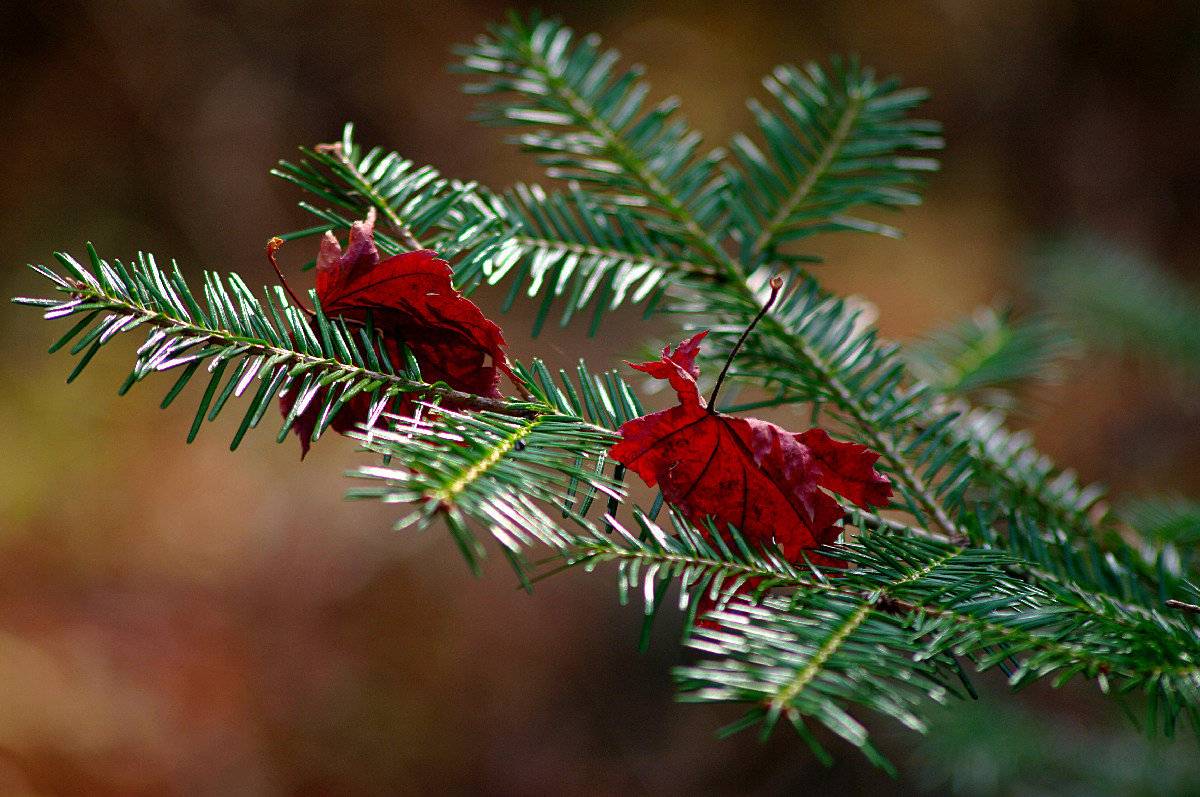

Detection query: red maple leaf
(279, 209), (516, 456)
(609, 331), (892, 617)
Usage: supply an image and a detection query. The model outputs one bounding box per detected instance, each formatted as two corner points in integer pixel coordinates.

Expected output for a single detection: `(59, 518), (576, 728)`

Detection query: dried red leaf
(610, 331), (893, 618)
(315, 210), (516, 395)
(280, 210), (515, 456)
(796, 428), (895, 511)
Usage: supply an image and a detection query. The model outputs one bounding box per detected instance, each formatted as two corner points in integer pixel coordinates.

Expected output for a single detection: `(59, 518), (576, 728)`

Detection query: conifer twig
(315, 142), (423, 250)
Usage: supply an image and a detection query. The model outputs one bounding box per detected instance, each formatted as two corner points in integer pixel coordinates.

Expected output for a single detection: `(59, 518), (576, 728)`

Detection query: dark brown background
(2, 1), (1199, 794)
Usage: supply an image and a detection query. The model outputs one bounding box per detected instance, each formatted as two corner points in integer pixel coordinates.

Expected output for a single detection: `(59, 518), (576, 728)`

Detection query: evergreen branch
(347, 406), (623, 577)
(455, 23), (965, 548)
(14, 11), (1200, 771)
(277, 127), (712, 333)
(559, 509), (1200, 721)
(561, 509), (822, 624)
(947, 406), (1106, 527)
(454, 183), (712, 335)
(671, 530), (1200, 764)
(343, 357), (647, 577)
(448, 19), (1174, 667)
(14, 247), (538, 451)
(686, 278), (968, 544)
(1121, 496), (1200, 548)
(904, 304), (1078, 408)
(731, 61), (941, 265)
(749, 79), (866, 256)
(1034, 237), (1200, 378)
(455, 12), (736, 277)
(272, 123), (502, 266)
(313, 138), (422, 250)
(686, 279), (1191, 611)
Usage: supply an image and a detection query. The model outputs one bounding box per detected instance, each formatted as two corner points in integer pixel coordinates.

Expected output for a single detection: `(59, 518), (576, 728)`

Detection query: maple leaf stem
(1166, 599), (1200, 615)
(267, 237), (315, 317)
(707, 277), (784, 410)
(315, 142), (422, 251)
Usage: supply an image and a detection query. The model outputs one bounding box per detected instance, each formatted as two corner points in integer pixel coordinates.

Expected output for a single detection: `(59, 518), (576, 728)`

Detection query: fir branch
(458, 183), (714, 334)
(14, 247), (541, 452)
(946, 405), (1106, 528)
(454, 16), (1198, 753)
(457, 18), (965, 542)
(904, 304), (1078, 407)
(749, 86), (866, 257)
(564, 509), (1200, 702)
(13, 10), (1199, 772)
(276, 128), (713, 333)
(730, 60), (941, 266)
(348, 406), (623, 577)
(456, 12), (737, 277)
(672, 529), (1200, 763)
(313, 139), (422, 250)
(1122, 496), (1200, 544)
(562, 509), (820, 622)
(1034, 237), (1200, 377)
(272, 124), (502, 265)
(690, 279), (969, 544)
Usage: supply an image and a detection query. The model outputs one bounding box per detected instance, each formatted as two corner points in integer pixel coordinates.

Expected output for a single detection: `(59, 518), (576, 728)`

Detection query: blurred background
(3, 1), (1200, 793)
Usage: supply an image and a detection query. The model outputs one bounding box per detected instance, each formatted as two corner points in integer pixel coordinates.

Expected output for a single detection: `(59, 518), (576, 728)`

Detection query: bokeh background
(3, 1), (1200, 794)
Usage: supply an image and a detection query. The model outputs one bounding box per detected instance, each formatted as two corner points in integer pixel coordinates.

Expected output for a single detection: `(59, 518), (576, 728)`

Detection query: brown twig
(427, 386), (540, 418)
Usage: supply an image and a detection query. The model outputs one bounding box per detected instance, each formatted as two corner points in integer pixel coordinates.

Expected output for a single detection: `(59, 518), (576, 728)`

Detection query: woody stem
(707, 277), (783, 410)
